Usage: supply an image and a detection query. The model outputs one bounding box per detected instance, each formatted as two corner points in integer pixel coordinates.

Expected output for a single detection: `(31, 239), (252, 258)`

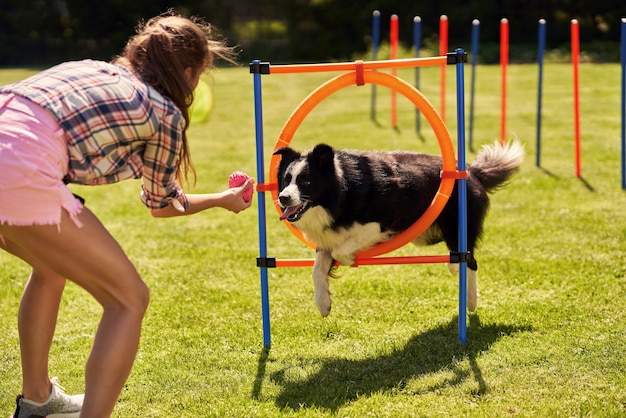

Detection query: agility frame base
(251, 51), (470, 349)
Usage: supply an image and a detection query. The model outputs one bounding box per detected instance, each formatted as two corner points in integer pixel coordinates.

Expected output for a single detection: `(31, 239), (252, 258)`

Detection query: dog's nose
(278, 195), (291, 206)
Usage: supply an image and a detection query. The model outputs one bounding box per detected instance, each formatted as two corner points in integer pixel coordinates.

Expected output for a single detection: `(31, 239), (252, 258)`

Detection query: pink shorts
(0, 93), (83, 229)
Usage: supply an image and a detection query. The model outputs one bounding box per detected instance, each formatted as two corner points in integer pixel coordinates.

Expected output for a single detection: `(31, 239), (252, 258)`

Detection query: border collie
(274, 141), (524, 317)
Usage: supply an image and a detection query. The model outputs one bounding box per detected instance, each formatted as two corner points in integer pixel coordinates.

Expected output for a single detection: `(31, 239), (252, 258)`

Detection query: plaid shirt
(0, 59), (188, 210)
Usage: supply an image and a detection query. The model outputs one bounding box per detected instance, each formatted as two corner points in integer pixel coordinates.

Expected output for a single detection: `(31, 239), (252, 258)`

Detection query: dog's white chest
(296, 207), (393, 259)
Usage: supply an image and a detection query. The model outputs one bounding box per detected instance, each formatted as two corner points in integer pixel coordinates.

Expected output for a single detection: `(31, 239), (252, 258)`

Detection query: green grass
(1, 61), (625, 417)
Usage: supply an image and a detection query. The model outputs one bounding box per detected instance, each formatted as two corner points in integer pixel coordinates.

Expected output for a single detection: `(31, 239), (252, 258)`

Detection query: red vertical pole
(571, 19), (582, 178)
(390, 14), (399, 129)
(500, 18), (509, 144)
(439, 15), (448, 123)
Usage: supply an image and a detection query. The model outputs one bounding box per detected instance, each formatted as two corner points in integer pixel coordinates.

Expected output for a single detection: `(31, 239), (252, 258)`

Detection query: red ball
(228, 171), (253, 202)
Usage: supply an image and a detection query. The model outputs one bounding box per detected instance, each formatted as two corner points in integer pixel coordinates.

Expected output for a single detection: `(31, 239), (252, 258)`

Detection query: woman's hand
(221, 178), (255, 213)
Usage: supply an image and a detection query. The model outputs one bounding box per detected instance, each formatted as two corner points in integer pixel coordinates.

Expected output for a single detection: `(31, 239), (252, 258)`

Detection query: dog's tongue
(279, 205), (300, 221)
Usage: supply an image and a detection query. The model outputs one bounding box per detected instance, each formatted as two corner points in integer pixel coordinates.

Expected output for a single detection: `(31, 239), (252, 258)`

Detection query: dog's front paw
(447, 264), (479, 312)
(467, 294), (478, 312)
(315, 290), (332, 317)
(313, 249), (334, 317)
(467, 269), (478, 312)
(332, 252), (355, 267)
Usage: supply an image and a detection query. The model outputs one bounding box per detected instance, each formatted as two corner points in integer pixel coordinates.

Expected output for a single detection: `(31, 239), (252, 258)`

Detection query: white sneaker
(11, 377), (83, 418)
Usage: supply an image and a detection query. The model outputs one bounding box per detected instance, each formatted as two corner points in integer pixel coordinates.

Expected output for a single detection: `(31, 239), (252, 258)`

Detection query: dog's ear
(309, 143), (335, 170)
(273, 147), (301, 165)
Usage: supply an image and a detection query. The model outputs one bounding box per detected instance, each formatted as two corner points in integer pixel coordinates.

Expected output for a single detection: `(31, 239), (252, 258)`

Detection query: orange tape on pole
(268, 70), (456, 259)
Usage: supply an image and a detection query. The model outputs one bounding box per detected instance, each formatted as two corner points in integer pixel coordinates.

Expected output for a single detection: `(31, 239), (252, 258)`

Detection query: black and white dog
(274, 141), (524, 317)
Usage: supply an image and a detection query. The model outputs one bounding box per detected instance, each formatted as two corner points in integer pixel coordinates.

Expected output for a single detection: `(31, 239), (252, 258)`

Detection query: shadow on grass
(537, 166), (559, 179)
(267, 315), (531, 412)
(369, 117), (382, 128)
(578, 176), (595, 191)
(252, 347), (269, 401)
(536, 165), (595, 191)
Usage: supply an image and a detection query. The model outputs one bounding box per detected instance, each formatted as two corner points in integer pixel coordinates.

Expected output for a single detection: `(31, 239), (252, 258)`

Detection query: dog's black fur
(274, 141), (524, 316)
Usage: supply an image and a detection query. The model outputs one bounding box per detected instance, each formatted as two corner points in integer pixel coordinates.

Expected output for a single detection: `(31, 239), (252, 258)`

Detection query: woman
(0, 10), (253, 418)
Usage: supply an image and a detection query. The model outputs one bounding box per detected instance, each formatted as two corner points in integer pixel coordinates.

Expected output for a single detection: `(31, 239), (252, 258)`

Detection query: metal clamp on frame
(449, 251), (472, 264)
(446, 51), (468, 65)
(256, 257), (277, 268)
(249, 61), (271, 74)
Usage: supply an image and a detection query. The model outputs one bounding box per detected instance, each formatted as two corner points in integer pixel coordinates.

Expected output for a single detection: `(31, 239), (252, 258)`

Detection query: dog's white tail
(470, 140), (525, 192)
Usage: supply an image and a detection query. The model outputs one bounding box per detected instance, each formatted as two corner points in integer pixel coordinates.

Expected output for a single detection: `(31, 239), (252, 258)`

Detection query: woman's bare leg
(0, 239), (68, 402)
(20, 269), (66, 401)
(0, 206), (150, 417)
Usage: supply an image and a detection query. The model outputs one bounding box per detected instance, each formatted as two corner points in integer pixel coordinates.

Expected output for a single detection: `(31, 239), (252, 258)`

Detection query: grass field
(0, 60), (625, 417)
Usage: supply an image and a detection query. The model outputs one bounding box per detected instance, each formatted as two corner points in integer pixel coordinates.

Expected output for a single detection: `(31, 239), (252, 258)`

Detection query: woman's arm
(150, 178), (255, 218)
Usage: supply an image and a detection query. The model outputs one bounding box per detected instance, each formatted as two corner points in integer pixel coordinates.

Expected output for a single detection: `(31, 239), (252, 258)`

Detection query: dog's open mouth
(279, 201), (311, 222)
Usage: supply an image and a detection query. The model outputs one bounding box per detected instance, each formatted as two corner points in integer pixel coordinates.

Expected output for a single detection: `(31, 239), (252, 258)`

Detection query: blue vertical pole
(621, 18), (626, 190)
(370, 10), (381, 121)
(454, 49), (468, 344)
(414, 16), (422, 134)
(537, 19), (547, 167)
(469, 19), (480, 152)
(252, 60), (272, 349)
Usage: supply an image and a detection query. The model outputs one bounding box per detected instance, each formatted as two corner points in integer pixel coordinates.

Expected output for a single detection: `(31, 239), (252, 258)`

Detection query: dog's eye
(298, 179), (311, 187)
(284, 174), (292, 184)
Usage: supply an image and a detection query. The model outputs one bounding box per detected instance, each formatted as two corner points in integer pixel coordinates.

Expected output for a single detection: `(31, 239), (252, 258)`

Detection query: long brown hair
(113, 10), (237, 186)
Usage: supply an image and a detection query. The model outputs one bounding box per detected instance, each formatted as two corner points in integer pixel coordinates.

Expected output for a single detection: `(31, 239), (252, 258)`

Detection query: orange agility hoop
(269, 69), (456, 259)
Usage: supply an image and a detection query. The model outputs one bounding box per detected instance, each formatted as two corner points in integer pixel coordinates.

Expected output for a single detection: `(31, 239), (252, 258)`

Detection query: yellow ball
(189, 79), (214, 124)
